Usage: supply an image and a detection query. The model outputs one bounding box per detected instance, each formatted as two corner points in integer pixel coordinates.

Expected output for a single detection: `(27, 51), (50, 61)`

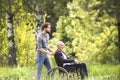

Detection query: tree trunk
(35, 5), (43, 35)
(118, 22), (120, 63)
(34, 5), (43, 50)
(7, 12), (17, 67)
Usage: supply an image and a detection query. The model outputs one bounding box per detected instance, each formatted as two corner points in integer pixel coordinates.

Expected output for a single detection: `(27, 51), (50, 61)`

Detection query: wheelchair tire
(46, 67), (69, 80)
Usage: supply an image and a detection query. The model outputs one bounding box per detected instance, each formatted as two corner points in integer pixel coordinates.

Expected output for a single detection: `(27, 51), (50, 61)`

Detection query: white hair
(57, 41), (64, 46)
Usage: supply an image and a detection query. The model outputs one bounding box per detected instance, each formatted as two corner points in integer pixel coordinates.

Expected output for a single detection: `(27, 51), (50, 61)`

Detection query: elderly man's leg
(63, 64), (84, 79)
(75, 63), (85, 79)
(77, 62), (88, 79)
(63, 65), (77, 73)
(81, 62), (88, 77)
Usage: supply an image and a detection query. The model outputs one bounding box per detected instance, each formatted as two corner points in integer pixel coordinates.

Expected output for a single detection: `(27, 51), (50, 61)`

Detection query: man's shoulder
(55, 51), (60, 53)
(38, 33), (49, 38)
(38, 33), (43, 36)
(55, 51), (62, 56)
(37, 33), (44, 38)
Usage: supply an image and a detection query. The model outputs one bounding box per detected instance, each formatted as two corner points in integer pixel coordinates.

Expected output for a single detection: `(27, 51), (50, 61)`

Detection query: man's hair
(57, 41), (64, 46)
(41, 22), (51, 31)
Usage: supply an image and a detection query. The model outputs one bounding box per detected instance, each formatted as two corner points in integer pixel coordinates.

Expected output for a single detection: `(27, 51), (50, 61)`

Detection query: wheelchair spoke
(46, 67), (69, 80)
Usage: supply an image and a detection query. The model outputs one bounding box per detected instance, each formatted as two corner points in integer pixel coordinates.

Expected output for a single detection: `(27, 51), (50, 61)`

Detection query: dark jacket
(54, 50), (74, 67)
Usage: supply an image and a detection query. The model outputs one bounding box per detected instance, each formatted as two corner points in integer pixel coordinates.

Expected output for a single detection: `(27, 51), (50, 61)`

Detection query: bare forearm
(48, 47), (53, 52)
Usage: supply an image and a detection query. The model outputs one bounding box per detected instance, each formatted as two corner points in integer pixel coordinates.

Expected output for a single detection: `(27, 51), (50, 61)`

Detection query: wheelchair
(46, 66), (82, 80)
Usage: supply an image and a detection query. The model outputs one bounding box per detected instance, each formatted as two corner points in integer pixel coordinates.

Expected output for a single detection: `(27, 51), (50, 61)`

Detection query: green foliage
(46, 0), (73, 35)
(0, 0), (119, 66)
(0, 28), (8, 65)
(14, 9), (36, 66)
(0, 15), (8, 65)
(50, 0), (119, 64)
(0, 3), (36, 66)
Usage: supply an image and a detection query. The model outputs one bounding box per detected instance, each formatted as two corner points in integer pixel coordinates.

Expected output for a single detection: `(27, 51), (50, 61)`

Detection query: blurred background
(0, 0), (120, 79)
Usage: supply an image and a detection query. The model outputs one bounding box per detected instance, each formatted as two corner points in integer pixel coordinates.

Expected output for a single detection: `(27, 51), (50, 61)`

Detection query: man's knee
(79, 62), (86, 67)
(80, 62), (86, 65)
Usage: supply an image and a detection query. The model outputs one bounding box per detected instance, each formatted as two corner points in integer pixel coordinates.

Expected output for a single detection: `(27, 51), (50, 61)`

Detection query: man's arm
(38, 48), (53, 55)
(55, 52), (74, 63)
(48, 47), (55, 55)
(66, 56), (79, 64)
(48, 47), (53, 52)
(37, 35), (54, 55)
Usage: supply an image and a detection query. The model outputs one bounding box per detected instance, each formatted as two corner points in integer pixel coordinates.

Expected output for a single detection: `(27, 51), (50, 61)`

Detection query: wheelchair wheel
(46, 67), (69, 80)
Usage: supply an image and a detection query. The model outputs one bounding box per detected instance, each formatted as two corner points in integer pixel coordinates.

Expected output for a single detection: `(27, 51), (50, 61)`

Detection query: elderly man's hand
(74, 59), (79, 64)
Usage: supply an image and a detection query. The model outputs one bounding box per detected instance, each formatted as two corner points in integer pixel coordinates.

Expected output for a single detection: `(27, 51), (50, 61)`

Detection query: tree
(90, 0), (120, 63)
(50, 0), (119, 64)
(2, 0), (22, 67)
(23, 0), (52, 53)
(23, 0), (48, 35)
(23, 0), (72, 35)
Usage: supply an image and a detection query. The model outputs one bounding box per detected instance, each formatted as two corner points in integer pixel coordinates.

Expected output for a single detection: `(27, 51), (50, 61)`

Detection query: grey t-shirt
(37, 33), (49, 54)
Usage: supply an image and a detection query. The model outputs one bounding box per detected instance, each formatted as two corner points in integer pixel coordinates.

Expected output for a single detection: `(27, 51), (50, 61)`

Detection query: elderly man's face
(58, 43), (65, 51)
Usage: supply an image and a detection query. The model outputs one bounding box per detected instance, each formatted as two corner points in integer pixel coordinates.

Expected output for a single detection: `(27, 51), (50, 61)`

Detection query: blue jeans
(36, 51), (51, 80)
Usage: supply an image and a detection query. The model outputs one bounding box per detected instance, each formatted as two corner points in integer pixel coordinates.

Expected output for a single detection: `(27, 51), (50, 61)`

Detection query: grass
(0, 66), (36, 80)
(87, 64), (120, 80)
(0, 64), (120, 80)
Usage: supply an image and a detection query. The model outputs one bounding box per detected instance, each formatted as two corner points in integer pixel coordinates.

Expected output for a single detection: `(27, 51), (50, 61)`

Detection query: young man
(54, 41), (88, 79)
(36, 22), (54, 80)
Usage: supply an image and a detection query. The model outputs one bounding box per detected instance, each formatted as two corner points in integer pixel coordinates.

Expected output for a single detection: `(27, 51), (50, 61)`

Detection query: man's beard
(46, 31), (50, 34)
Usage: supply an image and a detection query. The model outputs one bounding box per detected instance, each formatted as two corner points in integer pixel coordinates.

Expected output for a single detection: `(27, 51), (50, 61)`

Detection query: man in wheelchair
(54, 41), (88, 79)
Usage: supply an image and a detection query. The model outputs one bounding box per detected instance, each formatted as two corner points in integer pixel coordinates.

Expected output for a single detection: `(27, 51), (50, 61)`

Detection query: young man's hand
(50, 52), (55, 55)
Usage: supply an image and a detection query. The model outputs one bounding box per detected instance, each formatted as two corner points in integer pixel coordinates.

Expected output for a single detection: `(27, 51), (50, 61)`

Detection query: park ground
(0, 64), (120, 80)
